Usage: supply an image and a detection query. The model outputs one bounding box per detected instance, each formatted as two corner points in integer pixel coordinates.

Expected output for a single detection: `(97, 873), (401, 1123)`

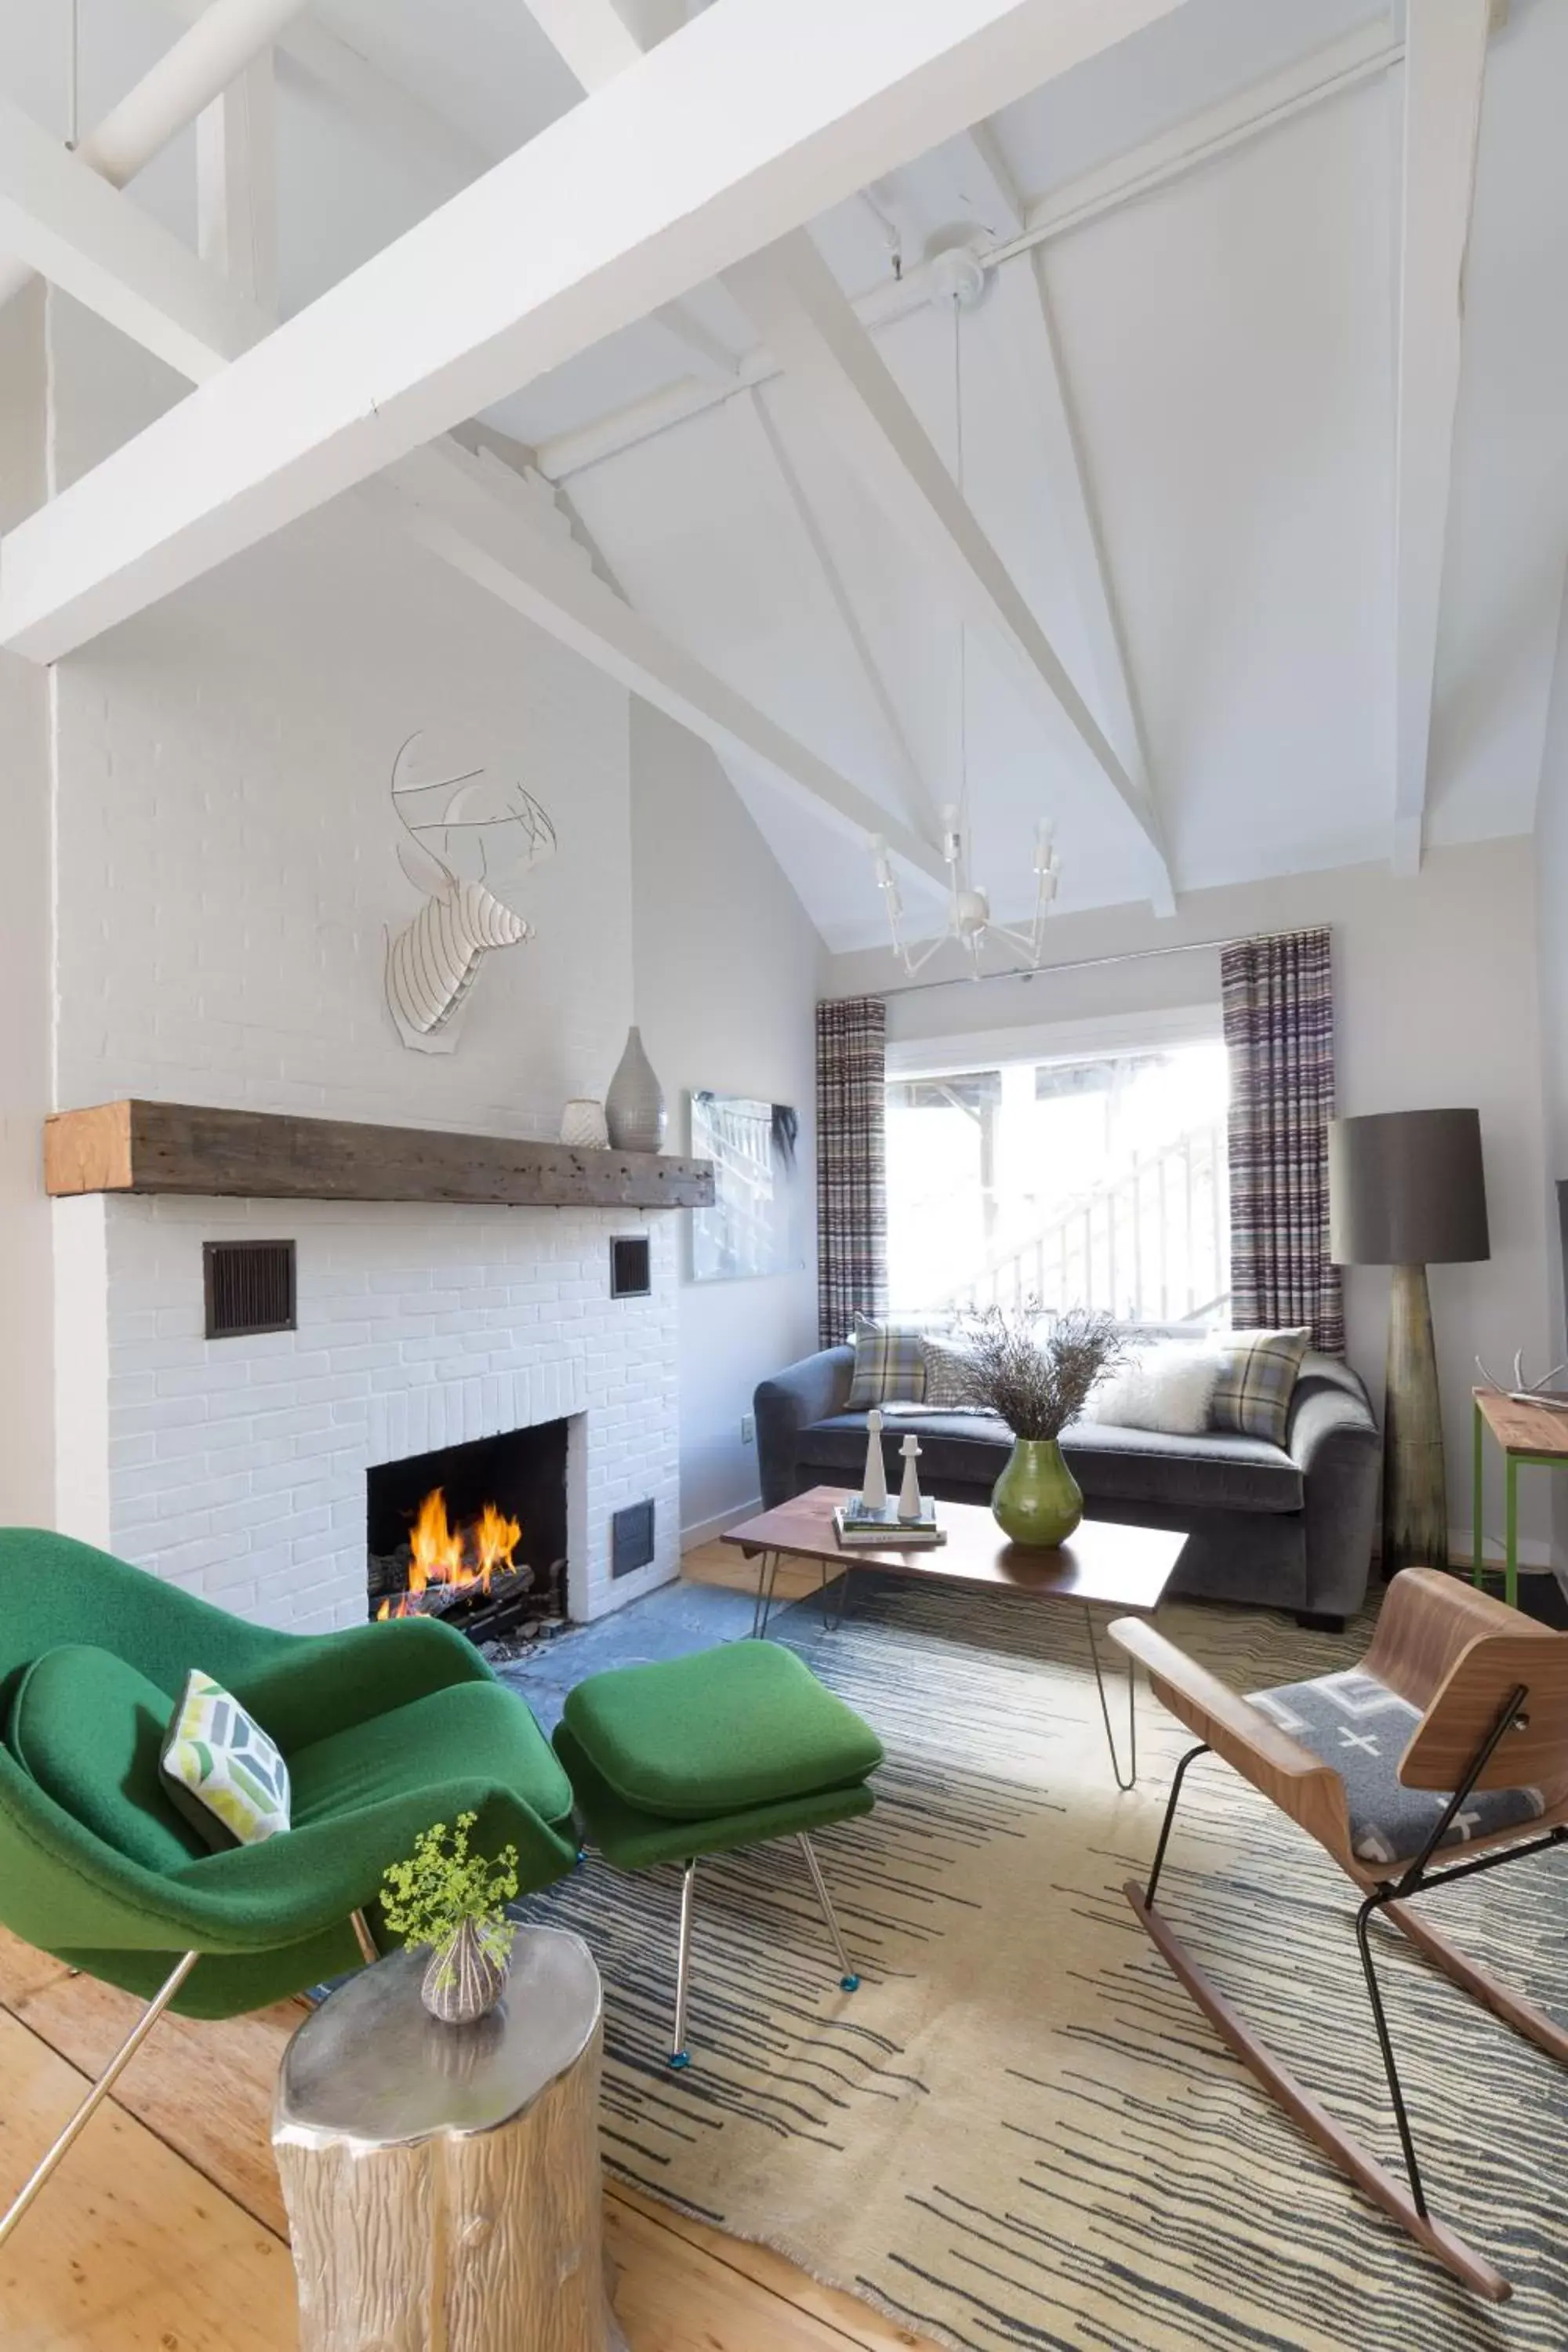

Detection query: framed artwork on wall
(689, 1092), (804, 1282)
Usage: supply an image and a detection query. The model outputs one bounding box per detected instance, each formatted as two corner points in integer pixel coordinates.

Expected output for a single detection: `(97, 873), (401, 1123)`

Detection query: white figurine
(897, 1431), (924, 1523)
(860, 1408), (889, 1512)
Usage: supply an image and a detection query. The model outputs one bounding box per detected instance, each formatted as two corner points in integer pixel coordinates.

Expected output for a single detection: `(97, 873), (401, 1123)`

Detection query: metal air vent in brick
(610, 1499), (655, 1581)
(609, 1235), (652, 1298)
(204, 1240), (296, 1339)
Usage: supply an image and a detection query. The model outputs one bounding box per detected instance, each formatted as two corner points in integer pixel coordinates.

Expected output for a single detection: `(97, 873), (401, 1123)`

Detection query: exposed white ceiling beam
(0, 91), (269, 380)
(744, 385), (939, 836)
(533, 19), (1400, 481)
(0, 0), (1192, 664)
(725, 230), (1172, 888)
(992, 247), (1172, 913)
(1019, 17), (1400, 249)
(371, 440), (949, 888)
(1391, 0), (1491, 877)
(520, 0), (647, 87)
(198, 52), (278, 313)
(147, 0), (487, 187)
(523, 0), (1168, 898)
(161, 0), (732, 379)
(0, 0), (309, 321)
(513, 2), (744, 383)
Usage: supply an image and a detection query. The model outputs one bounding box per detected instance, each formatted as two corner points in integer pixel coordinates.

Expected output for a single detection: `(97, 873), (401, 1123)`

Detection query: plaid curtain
(816, 996), (887, 1347)
(1221, 927), (1344, 1354)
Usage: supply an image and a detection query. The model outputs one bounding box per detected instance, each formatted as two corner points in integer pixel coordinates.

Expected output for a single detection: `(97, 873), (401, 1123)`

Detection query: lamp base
(1381, 1262), (1449, 1577)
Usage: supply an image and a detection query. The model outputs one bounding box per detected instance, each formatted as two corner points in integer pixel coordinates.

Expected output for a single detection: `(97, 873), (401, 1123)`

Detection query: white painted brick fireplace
(13, 310), (818, 1595)
(53, 1194), (681, 1631)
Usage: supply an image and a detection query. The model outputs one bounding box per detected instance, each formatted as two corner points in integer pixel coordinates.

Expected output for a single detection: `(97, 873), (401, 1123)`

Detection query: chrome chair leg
(0, 1947), (201, 2249)
(798, 1833), (859, 1991)
(668, 1859), (698, 2070)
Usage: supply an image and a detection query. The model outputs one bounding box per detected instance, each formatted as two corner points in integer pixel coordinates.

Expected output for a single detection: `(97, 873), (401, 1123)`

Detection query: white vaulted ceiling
(5, 0), (1568, 946)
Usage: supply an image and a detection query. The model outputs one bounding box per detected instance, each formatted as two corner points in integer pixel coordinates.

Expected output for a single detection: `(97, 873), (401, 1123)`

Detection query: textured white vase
(604, 1025), (667, 1152)
(560, 1098), (609, 1149)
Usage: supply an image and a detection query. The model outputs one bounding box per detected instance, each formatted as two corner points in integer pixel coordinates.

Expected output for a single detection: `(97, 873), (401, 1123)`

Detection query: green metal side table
(1471, 1386), (1568, 1610)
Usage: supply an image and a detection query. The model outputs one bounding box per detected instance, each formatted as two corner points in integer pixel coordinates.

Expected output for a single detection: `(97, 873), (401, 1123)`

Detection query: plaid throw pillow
(921, 1334), (985, 1412)
(1210, 1327), (1311, 1446)
(846, 1316), (930, 1407)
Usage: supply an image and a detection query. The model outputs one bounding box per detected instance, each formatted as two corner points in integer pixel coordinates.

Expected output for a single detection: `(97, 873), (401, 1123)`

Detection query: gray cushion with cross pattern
(1247, 1668), (1545, 1869)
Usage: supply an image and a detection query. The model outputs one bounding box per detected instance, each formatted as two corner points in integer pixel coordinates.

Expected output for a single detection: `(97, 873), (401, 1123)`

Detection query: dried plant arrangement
(960, 1305), (1125, 1439)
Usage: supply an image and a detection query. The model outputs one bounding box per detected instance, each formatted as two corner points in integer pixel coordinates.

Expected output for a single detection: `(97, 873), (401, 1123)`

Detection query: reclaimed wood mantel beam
(43, 1102), (714, 1211)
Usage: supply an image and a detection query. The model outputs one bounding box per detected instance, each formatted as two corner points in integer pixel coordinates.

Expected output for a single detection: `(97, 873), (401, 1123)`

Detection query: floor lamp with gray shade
(1328, 1109), (1490, 1577)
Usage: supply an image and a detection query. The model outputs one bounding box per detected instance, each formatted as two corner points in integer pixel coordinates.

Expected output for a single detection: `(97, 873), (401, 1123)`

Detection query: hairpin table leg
(1086, 1606), (1138, 1790)
(753, 1552), (782, 1640)
(819, 1561), (855, 1633)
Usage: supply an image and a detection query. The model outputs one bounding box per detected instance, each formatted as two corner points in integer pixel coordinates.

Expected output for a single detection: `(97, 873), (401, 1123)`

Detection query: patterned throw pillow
(160, 1669), (292, 1849)
(920, 1334), (985, 1412)
(845, 1315), (931, 1407)
(1209, 1327), (1311, 1446)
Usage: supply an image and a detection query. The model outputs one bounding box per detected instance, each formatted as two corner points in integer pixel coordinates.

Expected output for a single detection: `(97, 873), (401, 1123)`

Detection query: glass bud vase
(604, 1025), (667, 1153)
(421, 1917), (508, 2025)
(991, 1437), (1083, 1549)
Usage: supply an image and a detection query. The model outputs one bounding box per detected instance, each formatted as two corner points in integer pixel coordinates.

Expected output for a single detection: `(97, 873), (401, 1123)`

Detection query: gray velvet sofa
(754, 1345), (1381, 1626)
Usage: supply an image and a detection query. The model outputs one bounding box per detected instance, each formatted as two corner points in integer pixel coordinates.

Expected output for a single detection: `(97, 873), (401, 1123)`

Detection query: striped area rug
(517, 1575), (1568, 2350)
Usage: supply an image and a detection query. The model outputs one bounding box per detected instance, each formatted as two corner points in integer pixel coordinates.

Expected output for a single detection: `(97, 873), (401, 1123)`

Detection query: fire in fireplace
(367, 1419), (569, 1653)
(374, 1488), (523, 1617)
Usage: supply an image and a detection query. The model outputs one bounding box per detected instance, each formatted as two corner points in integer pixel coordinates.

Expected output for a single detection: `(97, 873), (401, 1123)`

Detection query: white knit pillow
(1081, 1342), (1222, 1437)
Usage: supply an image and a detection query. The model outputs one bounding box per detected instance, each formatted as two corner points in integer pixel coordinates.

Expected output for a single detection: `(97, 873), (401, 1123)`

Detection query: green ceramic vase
(990, 1436), (1083, 1549)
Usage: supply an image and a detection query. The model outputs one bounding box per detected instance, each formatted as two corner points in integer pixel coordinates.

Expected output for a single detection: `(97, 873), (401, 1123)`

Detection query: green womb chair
(554, 1639), (884, 2067)
(0, 1526), (578, 2243)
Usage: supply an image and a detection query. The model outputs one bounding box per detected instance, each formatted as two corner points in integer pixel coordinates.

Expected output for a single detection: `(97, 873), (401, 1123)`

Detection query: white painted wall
(630, 701), (823, 1542)
(22, 296), (822, 1584)
(1530, 572), (1568, 1582)
(47, 312), (634, 1134)
(828, 840), (1555, 1562)
(0, 287), (54, 1526)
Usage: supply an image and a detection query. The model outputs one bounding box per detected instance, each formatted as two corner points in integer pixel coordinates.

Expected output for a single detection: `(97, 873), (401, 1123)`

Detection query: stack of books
(833, 1498), (946, 1549)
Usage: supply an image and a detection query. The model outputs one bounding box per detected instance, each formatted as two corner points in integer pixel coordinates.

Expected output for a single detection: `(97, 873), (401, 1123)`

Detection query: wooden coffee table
(722, 1486), (1188, 1789)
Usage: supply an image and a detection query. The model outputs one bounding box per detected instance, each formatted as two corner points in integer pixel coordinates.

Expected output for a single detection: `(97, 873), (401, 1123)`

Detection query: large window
(886, 1035), (1230, 1325)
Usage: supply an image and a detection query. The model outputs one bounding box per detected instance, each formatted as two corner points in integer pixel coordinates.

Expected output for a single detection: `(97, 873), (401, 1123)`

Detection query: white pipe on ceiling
(0, 0), (309, 315)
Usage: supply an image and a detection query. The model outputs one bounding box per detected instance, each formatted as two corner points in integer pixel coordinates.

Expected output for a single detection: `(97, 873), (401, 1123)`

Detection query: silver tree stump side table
(273, 1926), (621, 2352)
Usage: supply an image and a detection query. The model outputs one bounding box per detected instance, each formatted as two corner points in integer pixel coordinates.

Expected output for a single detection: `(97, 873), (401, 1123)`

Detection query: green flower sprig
(380, 1813), (521, 1969)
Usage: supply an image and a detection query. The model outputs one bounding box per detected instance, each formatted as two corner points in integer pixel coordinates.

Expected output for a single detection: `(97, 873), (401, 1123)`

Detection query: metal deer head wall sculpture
(384, 731), (558, 1054)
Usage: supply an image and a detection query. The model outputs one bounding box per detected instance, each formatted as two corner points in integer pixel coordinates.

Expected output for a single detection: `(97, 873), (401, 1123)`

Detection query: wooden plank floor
(0, 1549), (932, 2352)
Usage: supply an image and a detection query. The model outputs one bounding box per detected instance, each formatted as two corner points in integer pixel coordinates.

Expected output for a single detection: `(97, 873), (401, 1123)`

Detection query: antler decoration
(384, 733), (557, 1054)
(1475, 1350), (1568, 1407)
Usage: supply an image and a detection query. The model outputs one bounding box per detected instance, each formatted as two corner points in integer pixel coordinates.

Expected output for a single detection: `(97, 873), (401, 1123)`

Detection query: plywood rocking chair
(1110, 1569), (1568, 2303)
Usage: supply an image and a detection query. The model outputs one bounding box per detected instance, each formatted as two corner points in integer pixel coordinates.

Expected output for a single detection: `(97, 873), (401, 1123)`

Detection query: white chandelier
(865, 264), (1062, 979)
(871, 804), (1061, 977)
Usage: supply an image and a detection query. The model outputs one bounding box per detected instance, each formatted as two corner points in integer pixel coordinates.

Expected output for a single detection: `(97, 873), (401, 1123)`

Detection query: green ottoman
(554, 1639), (884, 2068)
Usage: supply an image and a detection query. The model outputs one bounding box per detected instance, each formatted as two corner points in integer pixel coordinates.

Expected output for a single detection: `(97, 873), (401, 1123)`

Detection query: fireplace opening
(367, 1418), (569, 1656)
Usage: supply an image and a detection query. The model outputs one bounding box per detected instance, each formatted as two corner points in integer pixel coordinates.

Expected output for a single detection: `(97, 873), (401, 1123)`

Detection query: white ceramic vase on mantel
(560, 1098), (609, 1149)
(604, 1026), (667, 1153)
